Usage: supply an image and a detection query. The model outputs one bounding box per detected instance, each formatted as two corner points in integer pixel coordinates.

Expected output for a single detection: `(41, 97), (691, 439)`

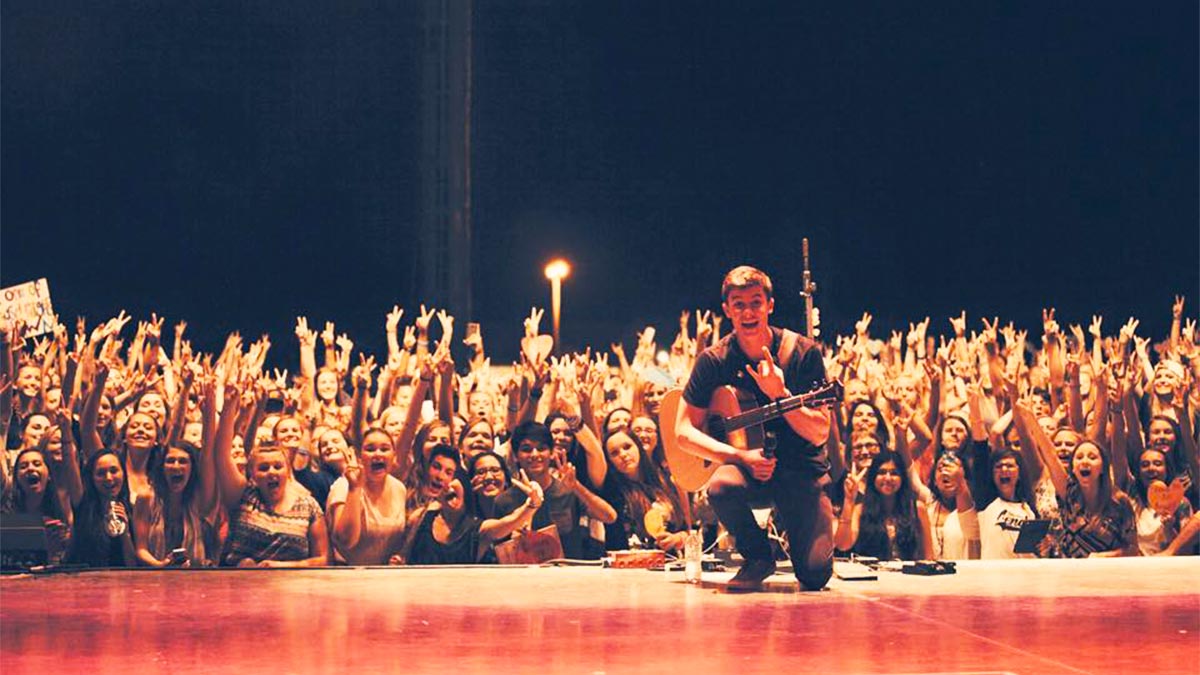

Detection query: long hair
(926, 445), (973, 510)
(1130, 446), (1177, 508)
(80, 448), (132, 519)
(604, 431), (685, 535)
(147, 442), (202, 512)
(989, 449), (1038, 516)
(856, 450), (921, 561)
(1066, 439), (1125, 519)
(5, 449), (66, 521)
(1146, 415), (1186, 478)
(844, 401), (892, 450)
(465, 451), (510, 518)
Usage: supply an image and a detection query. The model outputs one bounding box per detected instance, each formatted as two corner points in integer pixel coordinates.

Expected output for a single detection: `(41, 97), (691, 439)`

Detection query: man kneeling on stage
(674, 265), (834, 591)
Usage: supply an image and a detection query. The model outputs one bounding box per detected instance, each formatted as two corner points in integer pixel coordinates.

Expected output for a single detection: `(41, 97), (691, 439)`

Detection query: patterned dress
(222, 486), (323, 565)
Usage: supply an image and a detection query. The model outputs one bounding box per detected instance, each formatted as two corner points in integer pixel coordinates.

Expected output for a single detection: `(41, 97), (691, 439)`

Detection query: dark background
(3, 2), (1196, 366)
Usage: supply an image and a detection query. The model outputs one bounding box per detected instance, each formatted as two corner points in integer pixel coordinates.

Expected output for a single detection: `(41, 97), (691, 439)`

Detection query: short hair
(721, 265), (773, 302)
(510, 421), (552, 452)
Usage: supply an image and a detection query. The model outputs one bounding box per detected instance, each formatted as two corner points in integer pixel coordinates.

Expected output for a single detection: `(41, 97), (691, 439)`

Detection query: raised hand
(335, 333), (354, 355)
(402, 325), (417, 351)
(844, 462), (868, 502)
(146, 313), (165, 341)
(1042, 308), (1059, 338)
(385, 305), (404, 333)
(295, 317), (316, 346)
(980, 317), (999, 346)
(1119, 317), (1139, 342)
(745, 346), (786, 400)
(889, 330), (902, 352)
(436, 309), (454, 346)
(321, 321), (335, 346)
(1173, 295), (1185, 320)
(352, 354), (377, 389)
(949, 310), (967, 338)
(855, 312), (873, 337)
(1089, 315), (1103, 340)
(524, 307), (544, 338)
(511, 469), (545, 509)
(416, 304), (436, 335)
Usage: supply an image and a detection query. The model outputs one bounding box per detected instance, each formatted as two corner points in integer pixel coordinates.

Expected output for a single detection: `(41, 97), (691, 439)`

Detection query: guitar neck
(724, 391), (821, 432)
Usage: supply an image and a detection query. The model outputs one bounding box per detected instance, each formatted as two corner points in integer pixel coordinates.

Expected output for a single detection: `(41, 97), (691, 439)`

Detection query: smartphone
(169, 548), (188, 564)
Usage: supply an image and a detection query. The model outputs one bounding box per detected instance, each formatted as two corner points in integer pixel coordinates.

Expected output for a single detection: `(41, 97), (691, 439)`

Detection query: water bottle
(104, 500), (127, 538)
(683, 529), (702, 583)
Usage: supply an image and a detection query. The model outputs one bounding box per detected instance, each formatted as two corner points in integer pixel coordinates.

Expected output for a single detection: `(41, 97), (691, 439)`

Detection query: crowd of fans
(2, 294), (1196, 570)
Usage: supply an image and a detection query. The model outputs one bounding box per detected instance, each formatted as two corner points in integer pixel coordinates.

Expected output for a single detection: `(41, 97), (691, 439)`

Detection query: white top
(326, 476), (408, 565)
(979, 498), (1037, 559)
(928, 502), (979, 560)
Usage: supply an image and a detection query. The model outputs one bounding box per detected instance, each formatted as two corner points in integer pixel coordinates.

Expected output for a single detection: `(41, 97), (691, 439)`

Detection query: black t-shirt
(682, 327), (829, 477)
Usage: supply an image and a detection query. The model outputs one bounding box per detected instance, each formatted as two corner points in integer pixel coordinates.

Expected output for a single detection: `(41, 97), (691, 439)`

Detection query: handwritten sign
(0, 278), (56, 337)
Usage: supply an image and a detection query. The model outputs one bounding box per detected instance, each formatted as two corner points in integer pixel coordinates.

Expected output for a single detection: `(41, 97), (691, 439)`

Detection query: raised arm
(560, 461), (616, 524)
(479, 470), (542, 541)
(214, 384), (249, 514)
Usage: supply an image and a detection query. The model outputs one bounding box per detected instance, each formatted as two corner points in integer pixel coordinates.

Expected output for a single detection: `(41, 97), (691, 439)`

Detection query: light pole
(544, 259), (571, 353)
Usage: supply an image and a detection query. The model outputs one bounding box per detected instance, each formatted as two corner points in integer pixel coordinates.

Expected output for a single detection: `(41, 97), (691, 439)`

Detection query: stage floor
(2, 557), (1197, 674)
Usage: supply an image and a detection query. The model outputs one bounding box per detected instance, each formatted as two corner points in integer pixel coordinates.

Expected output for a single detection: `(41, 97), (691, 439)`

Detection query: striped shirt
(222, 486), (322, 565)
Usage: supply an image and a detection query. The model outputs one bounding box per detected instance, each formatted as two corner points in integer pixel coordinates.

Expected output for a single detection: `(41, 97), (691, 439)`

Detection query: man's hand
(745, 346), (786, 399)
(739, 448), (777, 482)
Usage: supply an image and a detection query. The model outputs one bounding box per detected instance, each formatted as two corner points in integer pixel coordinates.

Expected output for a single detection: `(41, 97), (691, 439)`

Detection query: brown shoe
(726, 558), (776, 592)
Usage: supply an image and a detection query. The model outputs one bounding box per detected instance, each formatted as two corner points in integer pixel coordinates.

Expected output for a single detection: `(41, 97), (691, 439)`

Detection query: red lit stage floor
(2, 558), (1198, 674)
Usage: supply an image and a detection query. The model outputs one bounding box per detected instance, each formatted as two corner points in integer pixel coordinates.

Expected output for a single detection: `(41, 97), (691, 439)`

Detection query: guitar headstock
(803, 379), (843, 409)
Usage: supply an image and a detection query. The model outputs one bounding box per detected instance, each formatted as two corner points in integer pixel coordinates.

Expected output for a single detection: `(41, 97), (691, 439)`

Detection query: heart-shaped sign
(521, 335), (554, 364)
(1147, 478), (1185, 518)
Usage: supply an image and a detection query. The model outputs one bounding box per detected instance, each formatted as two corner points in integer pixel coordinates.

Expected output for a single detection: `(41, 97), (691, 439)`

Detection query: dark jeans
(707, 463), (834, 590)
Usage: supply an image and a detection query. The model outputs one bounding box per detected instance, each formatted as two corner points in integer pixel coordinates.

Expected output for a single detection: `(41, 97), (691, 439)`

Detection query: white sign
(0, 278), (56, 337)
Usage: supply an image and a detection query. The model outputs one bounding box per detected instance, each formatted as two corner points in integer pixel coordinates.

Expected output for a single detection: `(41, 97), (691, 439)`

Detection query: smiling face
(471, 454), (507, 499)
(124, 412), (159, 451)
(421, 423), (452, 465)
(273, 417), (305, 449)
(630, 416), (659, 454)
(850, 433), (881, 471)
(1071, 442), (1105, 486)
(250, 448), (289, 502)
(16, 365), (42, 398)
(1147, 419), (1177, 451)
(137, 392), (167, 427)
(992, 455), (1020, 501)
(21, 414), (51, 450)
(92, 453), (125, 499)
(424, 454), (458, 500)
(873, 460), (902, 497)
(318, 430), (350, 474)
(1153, 364), (1180, 398)
(549, 418), (574, 451)
(316, 370), (340, 403)
(722, 286), (774, 345)
(162, 447), (193, 493)
(1052, 429), (1081, 471)
(459, 421), (494, 461)
(605, 430), (642, 480)
(358, 430), (395, 482)
(940, 418), (968, 453)
(1138, 449), (1168, 486)
(605, 409), (632, 437)
(514, 437), (552, 478)
(16, 450), (49, 496)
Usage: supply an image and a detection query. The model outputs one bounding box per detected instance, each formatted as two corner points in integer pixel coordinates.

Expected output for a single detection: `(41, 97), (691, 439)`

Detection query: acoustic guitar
(659, 380), (842, 492)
